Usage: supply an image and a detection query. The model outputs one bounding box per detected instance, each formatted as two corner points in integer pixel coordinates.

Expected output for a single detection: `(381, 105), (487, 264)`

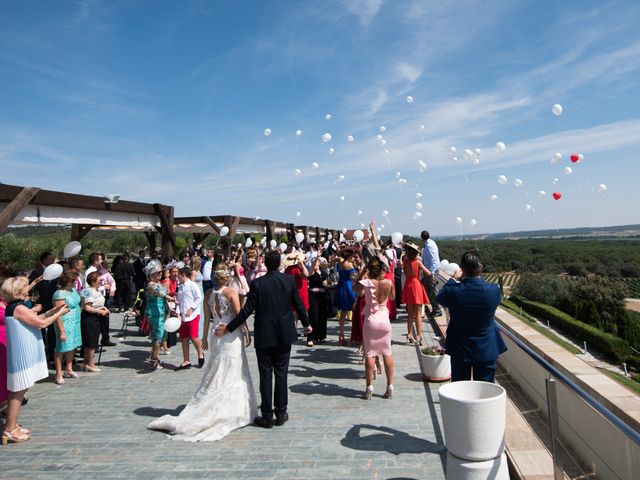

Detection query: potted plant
(419, 343), (451, 382)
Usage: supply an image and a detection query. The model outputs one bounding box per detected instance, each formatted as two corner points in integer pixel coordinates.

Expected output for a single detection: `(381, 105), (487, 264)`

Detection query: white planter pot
(446, 451), (509, 480)
(439, 381), (506, 461)
(420, 352), (451, 382)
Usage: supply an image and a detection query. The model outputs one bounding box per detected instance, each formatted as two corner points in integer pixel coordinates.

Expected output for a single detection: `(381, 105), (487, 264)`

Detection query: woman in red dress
(284, 252), (309, 333)
(401, 243), (431, 345)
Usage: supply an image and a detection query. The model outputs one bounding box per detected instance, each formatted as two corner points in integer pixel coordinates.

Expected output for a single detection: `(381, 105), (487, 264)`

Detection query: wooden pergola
(174, 215), (340, 252)
(0, 183), (341, 258)
(0, 183), (176, 258)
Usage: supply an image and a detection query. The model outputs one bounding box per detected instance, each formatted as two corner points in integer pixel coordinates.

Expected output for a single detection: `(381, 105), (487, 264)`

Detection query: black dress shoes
(253, 416), (274, 429)
(275, 413), (289, 426)
(198, 356), (205, 368)
(101, 340), (117, 347)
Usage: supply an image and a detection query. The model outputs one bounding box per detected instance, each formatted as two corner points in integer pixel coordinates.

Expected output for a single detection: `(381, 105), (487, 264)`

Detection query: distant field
(622, 278), (640, 298)
(482, 272), (520, 290)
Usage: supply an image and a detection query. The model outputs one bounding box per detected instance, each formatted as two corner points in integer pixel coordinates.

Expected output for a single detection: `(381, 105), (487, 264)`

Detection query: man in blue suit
(436, 251), (507, 382)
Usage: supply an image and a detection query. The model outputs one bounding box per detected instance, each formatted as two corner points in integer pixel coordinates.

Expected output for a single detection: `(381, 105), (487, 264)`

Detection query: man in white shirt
(84, 252), (102, 279)
(201, 247), (215, 292)
(421, 230), (442, 317)
(176, 267), (205, 370)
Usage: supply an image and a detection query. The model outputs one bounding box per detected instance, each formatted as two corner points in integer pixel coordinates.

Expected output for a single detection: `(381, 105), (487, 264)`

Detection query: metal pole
(545, 377), (564, 480)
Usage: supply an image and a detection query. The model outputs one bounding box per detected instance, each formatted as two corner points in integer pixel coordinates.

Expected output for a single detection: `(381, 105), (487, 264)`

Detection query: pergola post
(315, 226), (321, 243)
(0, 186), (40, 235)
(265, 220), (275, 244)
(70, 224), (94, 241)
(223, 215), (240, 255)
(287, 223), (295, 243)
(154, 204), (175, 261)
(144, 231), (157, 251)
(302, 226), (309, 244)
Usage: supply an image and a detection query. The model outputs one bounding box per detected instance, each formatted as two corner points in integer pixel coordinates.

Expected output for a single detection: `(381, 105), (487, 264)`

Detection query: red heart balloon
(553, 192), (562, 200)
(570, 154), (579, 163)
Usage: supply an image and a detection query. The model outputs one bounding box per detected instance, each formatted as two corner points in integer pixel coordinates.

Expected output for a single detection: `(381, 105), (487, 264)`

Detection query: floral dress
(146, 283), (169, 344)
(53, 289), (82, 353)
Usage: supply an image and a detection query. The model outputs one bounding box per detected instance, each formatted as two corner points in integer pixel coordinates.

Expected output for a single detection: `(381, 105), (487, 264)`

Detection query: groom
(215, 251), (312, 428)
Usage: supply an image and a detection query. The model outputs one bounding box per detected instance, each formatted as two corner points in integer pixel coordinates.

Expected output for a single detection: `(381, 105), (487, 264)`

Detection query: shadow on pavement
(134, 404), (186, 418)
(290, 380), (362, 399)
(341, 424), (443, 455)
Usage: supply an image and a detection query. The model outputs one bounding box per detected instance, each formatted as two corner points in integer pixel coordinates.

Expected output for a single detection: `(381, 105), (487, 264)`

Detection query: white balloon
(538, 190), (547, 198)
(325, 113), (332, 120)
(564, 166), (573, 175)
(498, 175), (508, 185)
(398, 178), (407, 185)
(376, 134), (383, 141)
(42, 263), (63, 281)
(415, 202), (423, 210)
(376, 227), (381, 232)
(260, 237), (267, 246)
(342, 227), (348, 234)
(63, 241), (82, 259)
(312, 162), (320, 169)
(451, 156), (458, 163)
(552, 104), (563, 116)
(417, 160), (427, 172)
(379, 125), (386, 133)
(553, 177), (560, 184)
(294, 168), (302, 176)
(525, 204), (533, 211)
(597, 183), (607, 194)
(263, 128), (272, 136)
(416, 192), (423, 199)
(357, 209), (363, 216)
(237, 243), (242, 248)
(449, 146), (457, 156)
(469, 218), (477, 227)
(321, 133), (332, 143)
(395, 171), (401, 178)
(164, 317), (181, 333)
(445, 263), (459, 276)
(327, 234), (333, 240)
(353, 230), (365, 242)
(382, 209), (389, 217)
(513, 178), (523, 188)
(380, 139), (387, 146)
(489, 194), (498, 201)
(279, 243), (288, 253)
(328, 147), (335, 155)
(419, 124), (425, 132)
(347, 135), (354, 142)
(455, 216), (463, 225)
(463, 149), (474, 160)
(270, 239), (277, 249)
(337, 174), (345, 182)
(413, 211), (422, 218)
(379, 224), (385, 229)
(439, 259), (450, 269)
(340, 195), (345, 201)
(245, 238), (253, 248)
(360, 223), (365, 228)
(406, 95), (414, 104)
(295, 232), (305, 244)
(383, 148), (390, 155)
(219, 226), (230, 237)
(296, 211), (301, 217)
(295, 129), (302, 137)
(474, 148), (482, 156)
(391, 232), (403, 245)
(578, 153), (584, 162)
(472, 158), (480, 166)
(550, 152), (562, 164)
(495, 142), (506, 153)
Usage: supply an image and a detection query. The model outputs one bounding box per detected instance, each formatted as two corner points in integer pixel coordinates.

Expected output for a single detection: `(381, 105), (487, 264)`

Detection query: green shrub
(510, 296), (632, 361)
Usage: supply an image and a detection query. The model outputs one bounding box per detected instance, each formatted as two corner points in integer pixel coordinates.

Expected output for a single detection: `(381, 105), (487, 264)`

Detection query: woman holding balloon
(144, 261), (175, 370)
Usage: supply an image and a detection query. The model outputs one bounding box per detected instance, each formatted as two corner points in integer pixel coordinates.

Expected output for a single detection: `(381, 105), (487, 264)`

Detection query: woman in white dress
(147, 266), (257, 442)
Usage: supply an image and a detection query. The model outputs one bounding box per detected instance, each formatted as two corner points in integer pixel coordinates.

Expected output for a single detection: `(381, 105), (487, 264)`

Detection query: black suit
(227, 270), (310, 421)
(133, 257), (146, 292)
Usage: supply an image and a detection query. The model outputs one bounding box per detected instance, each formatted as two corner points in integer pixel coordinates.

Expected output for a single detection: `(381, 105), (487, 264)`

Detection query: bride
(148, 265), (257, 441)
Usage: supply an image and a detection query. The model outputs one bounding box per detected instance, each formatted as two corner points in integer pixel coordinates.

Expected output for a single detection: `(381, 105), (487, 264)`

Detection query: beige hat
(283, 251), (305, 268)
(404, 242), (422, 254)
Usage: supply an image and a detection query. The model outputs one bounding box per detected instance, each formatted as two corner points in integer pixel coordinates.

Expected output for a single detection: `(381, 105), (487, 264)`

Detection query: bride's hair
(214, 263), (232, 287)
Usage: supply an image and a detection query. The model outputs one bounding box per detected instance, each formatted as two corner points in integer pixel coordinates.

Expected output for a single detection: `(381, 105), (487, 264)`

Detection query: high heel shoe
(63, 371), (79, 379)
(82, 364), (101, 373)
(383, 385), (394, 399)
(361, 385), (373, 400)
(2, 428), (31, 445)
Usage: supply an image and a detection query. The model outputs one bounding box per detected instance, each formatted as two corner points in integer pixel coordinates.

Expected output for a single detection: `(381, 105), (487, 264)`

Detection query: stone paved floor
(1, 312), (446, 479)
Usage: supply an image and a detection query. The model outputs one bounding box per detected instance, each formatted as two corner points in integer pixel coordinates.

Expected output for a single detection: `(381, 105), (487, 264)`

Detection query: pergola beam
(0, 186), (40, 235)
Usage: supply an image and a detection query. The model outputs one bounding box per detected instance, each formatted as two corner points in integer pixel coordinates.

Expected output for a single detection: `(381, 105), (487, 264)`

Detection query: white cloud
(343, 0), (384, 26)
(395, 62), (423, 83)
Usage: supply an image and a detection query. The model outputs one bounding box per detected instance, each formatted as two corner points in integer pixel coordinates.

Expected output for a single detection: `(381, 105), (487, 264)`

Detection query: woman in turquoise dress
(53, 270), (82, 385)
(145, 261), (174, 370)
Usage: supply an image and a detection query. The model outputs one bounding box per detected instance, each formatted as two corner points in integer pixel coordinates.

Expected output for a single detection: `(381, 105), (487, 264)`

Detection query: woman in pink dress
(354, 256), (395, 400)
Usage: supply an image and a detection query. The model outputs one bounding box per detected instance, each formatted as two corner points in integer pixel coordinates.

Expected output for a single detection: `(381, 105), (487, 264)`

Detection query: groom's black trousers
(256, 345), (291, 421)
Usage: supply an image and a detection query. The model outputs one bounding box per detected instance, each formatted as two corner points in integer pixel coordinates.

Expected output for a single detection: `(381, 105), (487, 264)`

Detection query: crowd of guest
(0, 219), (506, 444)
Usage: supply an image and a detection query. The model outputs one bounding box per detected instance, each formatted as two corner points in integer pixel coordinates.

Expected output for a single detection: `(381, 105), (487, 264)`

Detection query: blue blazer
(436, 277), (507, 363)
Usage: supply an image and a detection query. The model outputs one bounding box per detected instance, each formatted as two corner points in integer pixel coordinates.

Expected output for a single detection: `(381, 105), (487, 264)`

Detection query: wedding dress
(148, 289), (258, 441)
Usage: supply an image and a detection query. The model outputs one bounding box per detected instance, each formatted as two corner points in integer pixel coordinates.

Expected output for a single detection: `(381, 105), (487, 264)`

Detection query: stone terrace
(0, 313), (446, 479)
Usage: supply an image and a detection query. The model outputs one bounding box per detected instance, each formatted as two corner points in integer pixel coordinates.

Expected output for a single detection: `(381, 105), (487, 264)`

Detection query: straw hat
(404, 242), (422, 254)
(283, 251), (306, 268)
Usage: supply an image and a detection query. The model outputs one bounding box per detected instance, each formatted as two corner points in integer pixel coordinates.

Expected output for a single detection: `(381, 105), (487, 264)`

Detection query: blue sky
(1, 0), (639, 236)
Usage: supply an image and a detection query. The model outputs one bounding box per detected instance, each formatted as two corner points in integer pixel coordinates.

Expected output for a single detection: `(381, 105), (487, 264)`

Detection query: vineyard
(482, 273), (520, 291)
(622, 278), (640, 298)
